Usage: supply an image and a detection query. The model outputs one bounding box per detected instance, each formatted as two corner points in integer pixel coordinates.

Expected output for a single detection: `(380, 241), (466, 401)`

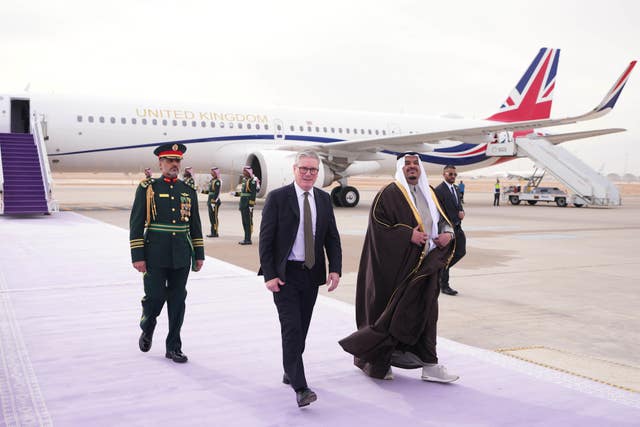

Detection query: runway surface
(1, 212), (638, 426)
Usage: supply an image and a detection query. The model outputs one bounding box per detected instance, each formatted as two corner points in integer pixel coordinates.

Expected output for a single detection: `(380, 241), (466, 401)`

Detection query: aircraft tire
(331, 186), (344, 207)
(339, 186), (360, 208)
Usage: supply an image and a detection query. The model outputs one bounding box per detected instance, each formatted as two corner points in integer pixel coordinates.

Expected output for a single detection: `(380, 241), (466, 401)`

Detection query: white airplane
(0, 48), (636, 209)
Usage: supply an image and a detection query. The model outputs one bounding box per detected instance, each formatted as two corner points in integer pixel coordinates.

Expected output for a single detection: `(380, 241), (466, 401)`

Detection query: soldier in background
(232, 166), (259, 245)
(182, 166), (196, 190)
(129, 143), (205, 363)
(203, 167), (222, 238)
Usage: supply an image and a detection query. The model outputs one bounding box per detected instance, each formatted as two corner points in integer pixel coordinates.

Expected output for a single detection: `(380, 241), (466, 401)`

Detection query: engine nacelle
(246, 151), (334, 198)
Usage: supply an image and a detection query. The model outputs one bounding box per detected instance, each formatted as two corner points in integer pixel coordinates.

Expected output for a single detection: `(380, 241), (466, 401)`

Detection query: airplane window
(220, 122), (225, 128)
(191, 121), (197, 127)
(345, 128), (350, 134)
(382, 130), (386, 135)
(152, 119), (158, 125)
(88, 116), (94, 123)
(247, 123), (252, 129)
(181, 120), (187, 127)
(331, 127), (335, 133)
(229, 122), (234, 128)
(255, 124), (260, 130)
(141, 118), (147, 125)
(201, 121), (206, 127)
(238, 123), (243, 129)
(323, 127), (327, 132)
(338, 128), (342, 133)
(210, 121), (216, 128)
(361, 129), (365, 134)
(289, 125), (294, 131)
(264, 124), (269, 130)
(121, 118), (126, 124)
(110, 117), (116, 124)
(315, 126), (319, 132)
(367, 129), (371, 135)
(354, 128), (358, 134)
(172, 120), (177, 126)
(162, 119), (167, 126)
(299, 125), (303, 131)
(77, 115), (83, 122)
(99, 116), (105, 123)
(131, 118), (137, 124)
(277, 124), (282, 131)
(307, 126), (312, 132)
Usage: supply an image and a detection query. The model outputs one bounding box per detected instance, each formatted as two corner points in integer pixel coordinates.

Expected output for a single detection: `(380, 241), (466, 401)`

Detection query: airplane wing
(279, 61), (636, 155)
(537, 128), (626, 145)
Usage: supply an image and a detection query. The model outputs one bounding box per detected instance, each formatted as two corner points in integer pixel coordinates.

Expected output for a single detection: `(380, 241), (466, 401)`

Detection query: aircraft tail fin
(487, 48), (560, 123)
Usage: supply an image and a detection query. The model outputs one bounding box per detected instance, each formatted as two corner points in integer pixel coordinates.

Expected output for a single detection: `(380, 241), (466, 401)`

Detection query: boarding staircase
(487, 137), (621, 207)
(0, 114), (57, 214)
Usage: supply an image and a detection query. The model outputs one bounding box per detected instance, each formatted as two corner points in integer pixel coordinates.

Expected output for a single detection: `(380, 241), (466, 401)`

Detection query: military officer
(129, 143), (205, 363)
(182, 166), (196, 190)
(232, 165), (258, 245)
(203, 167), (222, 238)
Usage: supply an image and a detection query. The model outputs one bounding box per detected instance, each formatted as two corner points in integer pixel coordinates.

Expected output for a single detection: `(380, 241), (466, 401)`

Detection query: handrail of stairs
(31, 112), (58, 213)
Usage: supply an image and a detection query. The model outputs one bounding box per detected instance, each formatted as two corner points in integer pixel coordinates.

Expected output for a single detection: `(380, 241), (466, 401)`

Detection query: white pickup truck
(503, 186), (571, 207)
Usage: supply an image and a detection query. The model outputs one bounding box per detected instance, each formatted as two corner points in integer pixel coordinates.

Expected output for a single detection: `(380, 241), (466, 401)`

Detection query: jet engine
(246, 150), (335, 198)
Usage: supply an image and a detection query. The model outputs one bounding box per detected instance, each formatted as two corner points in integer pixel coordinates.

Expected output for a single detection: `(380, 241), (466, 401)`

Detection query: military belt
(240, 192), (252, 196)
(147, 223), (189, 233)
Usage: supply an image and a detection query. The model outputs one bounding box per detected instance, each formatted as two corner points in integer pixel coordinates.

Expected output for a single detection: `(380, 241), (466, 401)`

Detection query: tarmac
(50, 174), (640, 393)
(1, 199), (639, 425)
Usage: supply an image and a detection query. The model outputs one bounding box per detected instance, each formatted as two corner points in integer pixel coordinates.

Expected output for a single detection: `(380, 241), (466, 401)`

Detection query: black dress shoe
(238, 240), (252, 245)
(441, 286), (458, 296)
(206, 234), (218, 238)
(165, 350), (188, 363)
(139, 331), (152, 352)
(296, 388), (317, 407)
(282, 373), (290, 385)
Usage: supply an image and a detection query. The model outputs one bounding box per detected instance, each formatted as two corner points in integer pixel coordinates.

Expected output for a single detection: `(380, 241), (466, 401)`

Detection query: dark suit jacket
(435, 182), (464, 228)
(259, 183), (342, 286)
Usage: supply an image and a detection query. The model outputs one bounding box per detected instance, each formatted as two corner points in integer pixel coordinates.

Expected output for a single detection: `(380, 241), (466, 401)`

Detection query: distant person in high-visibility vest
(494, 179), (501, 206)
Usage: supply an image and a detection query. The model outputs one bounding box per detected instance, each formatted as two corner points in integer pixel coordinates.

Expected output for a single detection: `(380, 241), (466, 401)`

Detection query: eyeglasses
(297, 166), (319, 175)
(446, 172), (457, 177)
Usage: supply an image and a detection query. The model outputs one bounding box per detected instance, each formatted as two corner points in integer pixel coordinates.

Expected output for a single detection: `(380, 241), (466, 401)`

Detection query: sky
(1, 0), (638, 174)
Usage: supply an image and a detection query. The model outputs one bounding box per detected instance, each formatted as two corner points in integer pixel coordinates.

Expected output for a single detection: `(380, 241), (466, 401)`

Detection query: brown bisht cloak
(338, 181), (454, 379)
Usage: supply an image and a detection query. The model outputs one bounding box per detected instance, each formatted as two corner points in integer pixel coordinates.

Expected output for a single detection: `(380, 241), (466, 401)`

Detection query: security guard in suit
(233, 166), (258, 245)
(204, 167), (222, 237)
(129, 143), (205, 363)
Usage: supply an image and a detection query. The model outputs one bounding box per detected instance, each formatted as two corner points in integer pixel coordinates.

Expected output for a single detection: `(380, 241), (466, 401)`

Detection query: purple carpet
(0, 213), (638, 426)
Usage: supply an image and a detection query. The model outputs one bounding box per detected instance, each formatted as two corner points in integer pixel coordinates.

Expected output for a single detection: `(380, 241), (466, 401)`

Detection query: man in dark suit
(259, 150), (342, 408)
(435, 164), (466, 296)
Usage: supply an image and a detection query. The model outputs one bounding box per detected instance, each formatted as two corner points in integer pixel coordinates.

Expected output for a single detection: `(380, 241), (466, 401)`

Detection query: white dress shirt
(288, 182), (317, 261)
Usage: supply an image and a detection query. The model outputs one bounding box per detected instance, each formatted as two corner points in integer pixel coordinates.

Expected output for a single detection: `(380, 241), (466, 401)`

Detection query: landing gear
(331, 185), (360, 208)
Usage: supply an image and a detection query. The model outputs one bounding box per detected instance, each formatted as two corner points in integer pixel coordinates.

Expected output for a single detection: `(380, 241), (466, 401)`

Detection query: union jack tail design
(487, 48), (560, 122)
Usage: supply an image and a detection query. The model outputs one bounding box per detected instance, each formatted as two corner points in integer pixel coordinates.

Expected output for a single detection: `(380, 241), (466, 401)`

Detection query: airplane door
(273, 119), (285, 141)
(0, 95), (10, 133)
(10, 99), (31, 133)
(388, 123), (402, 135)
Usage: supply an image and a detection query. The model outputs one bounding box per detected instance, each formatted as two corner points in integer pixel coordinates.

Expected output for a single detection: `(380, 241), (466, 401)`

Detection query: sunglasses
(446, 172), (457, 177)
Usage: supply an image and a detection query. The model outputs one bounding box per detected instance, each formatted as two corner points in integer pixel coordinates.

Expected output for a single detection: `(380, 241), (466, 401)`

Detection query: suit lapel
(287, 183), (300, 221)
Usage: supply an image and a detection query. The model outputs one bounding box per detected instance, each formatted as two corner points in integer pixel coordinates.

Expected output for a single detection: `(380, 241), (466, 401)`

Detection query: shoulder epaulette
(139, 177), (155, 188)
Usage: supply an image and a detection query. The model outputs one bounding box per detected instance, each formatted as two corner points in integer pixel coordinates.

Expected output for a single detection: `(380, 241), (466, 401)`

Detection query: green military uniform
(236, 171), (258, 244)
(203, 172), (221, 237)
(129, 144), (204, 358)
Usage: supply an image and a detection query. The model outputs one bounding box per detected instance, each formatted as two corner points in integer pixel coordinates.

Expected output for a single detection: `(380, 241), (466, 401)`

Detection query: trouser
(273, 262), (319, 391)
(140, 265), (190, 352)
(440, 228), (466, 288)
(208, 199), (219, 236)
(494, 193), (500, 206)
(240, 205), (252, 241)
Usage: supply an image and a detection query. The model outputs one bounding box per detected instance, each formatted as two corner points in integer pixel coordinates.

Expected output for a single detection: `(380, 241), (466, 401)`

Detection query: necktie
(451, 185), (458, 205)
(304, 192), (315, 269)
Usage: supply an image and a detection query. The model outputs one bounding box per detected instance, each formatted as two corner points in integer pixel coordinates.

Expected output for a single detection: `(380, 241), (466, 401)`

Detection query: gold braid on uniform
(140, 178), (157, 226)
